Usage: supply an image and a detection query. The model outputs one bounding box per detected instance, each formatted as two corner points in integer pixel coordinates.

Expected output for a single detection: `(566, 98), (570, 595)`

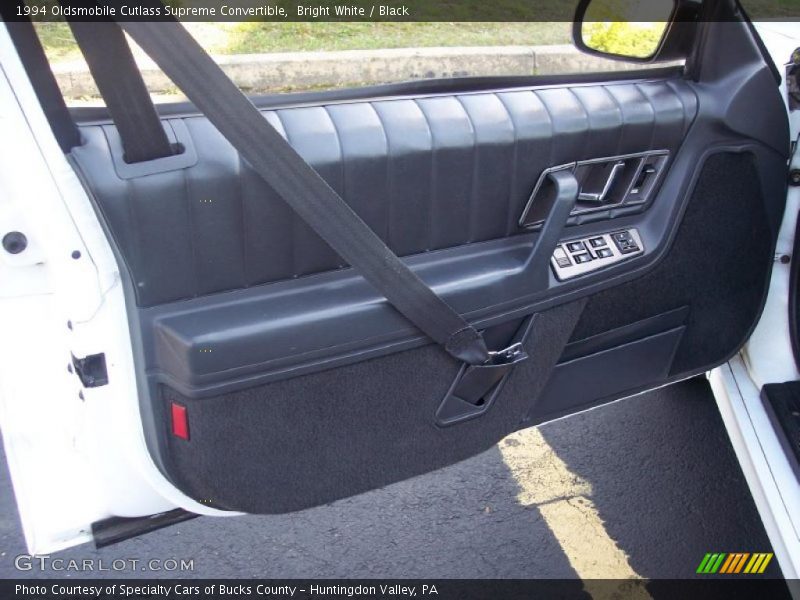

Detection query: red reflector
(171, 403), (189, 440)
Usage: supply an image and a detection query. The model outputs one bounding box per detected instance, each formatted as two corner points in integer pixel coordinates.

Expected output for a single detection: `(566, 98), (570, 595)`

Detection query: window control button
(574, 253), (592, 264)
(589, 237), (607, 248)
(567, 241), (585, 252)
(596, 248), (613, 258)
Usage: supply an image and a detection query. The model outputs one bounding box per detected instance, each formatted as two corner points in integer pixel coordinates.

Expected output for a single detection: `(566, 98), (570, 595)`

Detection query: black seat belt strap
(65, 13), (538, 372)
(114, 19), (501, 366)
(1, 16), (81, 153)
(67, 19), (174, 163)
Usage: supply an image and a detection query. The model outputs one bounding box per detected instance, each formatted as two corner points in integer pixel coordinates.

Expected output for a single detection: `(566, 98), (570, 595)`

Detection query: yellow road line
(499, 427), (651, 599)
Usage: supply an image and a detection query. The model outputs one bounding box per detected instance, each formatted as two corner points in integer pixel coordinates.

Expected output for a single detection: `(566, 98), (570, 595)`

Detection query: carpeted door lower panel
(160, 300), (586, 514)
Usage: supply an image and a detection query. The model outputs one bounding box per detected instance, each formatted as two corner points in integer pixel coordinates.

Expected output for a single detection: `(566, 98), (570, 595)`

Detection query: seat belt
(67, 20), (173, 163)
(67, 15), (531, 384)
(1, 15), (81, 153)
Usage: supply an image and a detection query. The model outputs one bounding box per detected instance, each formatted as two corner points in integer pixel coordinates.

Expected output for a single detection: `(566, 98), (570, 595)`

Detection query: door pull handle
(578, 160), (625, 203)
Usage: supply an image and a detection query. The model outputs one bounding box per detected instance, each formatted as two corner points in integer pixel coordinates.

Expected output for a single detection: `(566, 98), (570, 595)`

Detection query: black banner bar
(4, 0), (800, 22)
(2, 579), (795, 600)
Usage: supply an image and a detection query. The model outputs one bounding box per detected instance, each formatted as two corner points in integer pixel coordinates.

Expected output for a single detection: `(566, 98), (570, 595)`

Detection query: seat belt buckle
(485, 342), (526, 366)
(435, 341), (529, 427)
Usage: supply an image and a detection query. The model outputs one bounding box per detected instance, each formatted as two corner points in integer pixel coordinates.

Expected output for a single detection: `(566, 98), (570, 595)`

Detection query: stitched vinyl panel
(414, 96), (477, 249)
(73, 81), (697, 306)
(275, 106), (346, 277)
(372, 100), (436, 255)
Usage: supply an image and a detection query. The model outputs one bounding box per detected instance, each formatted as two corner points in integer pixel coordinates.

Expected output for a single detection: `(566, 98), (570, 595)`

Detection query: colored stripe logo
(696, 553), (773, 574)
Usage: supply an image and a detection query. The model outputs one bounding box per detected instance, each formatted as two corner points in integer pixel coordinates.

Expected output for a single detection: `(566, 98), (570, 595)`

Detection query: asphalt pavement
(0, 377), (788, 584)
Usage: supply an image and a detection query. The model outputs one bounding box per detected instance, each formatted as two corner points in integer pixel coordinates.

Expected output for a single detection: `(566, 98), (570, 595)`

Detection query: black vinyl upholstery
(73, 81), (696, 306)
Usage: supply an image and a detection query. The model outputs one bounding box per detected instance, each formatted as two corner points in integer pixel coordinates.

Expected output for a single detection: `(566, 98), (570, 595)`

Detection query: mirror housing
(572, 0), (701, 63)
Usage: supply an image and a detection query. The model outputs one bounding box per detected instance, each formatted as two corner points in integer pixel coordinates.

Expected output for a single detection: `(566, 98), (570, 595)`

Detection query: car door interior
(55, 10), (788, 514)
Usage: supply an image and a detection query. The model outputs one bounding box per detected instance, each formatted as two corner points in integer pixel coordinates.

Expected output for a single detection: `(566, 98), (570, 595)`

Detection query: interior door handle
(526, 169), (579, 287)
(578, 160), (625, 203)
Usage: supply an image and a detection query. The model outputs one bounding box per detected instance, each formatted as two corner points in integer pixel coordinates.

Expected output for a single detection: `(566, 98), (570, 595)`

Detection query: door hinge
(71, 353), (109, 388)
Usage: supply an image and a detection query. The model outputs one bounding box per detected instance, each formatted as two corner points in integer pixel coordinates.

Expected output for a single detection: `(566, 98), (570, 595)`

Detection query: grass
(35, 21), (571, 64)
(31, 0), (800, 64)
(222, 22), (570, 54)
(34, 23), (78, 63)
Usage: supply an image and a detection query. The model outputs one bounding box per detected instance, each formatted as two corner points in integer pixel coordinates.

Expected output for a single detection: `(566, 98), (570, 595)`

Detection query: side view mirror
(572, 0), (700, 63)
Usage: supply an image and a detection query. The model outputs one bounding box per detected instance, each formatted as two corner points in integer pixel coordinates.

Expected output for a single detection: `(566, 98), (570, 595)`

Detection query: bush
(583, 21), (665, 58)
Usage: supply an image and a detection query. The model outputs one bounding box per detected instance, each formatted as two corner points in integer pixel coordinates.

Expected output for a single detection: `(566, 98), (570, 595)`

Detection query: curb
(52, 44), (644, 98)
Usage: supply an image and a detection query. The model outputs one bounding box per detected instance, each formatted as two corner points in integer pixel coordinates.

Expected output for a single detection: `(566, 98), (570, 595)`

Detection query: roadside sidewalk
(53, 44), (646, 98)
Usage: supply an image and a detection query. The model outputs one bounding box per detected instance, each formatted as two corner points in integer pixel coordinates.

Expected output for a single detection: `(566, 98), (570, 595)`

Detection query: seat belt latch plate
(435, 342), (529, 427)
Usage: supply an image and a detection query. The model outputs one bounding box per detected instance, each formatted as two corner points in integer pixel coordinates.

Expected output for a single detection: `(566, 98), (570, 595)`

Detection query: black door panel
(159, 300), (587, 514)
(72, 81), (695, 306)
(569, 152), (773, 379)
(74, 79), (699, 400)
(69, 19), (788, 513)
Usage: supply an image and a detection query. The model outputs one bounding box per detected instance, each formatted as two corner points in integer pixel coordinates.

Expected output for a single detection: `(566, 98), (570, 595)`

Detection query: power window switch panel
(552, 229), (643, 281)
